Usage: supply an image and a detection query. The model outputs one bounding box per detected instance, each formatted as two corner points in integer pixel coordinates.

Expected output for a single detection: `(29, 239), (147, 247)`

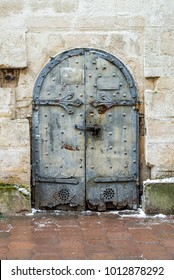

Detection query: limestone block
(145, 118), (174, 143)
(145, 142), (174, 179)
(0, 119), (30, 185)
(0, 88), (15, 118)
(0, 185), (31, 214)
(143, 178), (174, 214)
(146, 0), (174, 27)
(144, 27), (174, 77)
(144, 90), (174, 118)
(0, 31), (27, 68)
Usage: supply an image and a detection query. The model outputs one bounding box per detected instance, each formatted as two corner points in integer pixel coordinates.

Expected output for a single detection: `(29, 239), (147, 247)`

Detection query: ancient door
(32, 48), (139, 211)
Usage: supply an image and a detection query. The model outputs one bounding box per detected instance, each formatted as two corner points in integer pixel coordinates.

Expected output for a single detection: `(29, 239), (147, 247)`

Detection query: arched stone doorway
(32, 48), (139, 211)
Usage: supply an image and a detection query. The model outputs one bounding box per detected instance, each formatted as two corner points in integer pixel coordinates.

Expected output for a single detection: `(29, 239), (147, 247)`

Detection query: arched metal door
(32, 48), (139, 211)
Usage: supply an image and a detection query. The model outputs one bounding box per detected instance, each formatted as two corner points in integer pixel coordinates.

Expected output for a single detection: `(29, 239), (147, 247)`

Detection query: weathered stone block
(0, 31), (27, 68)
(0, 88), (15, 118)
(0, 184), (31, 214)
(0, 119), (30, 185)
(143, 178), (174, 214)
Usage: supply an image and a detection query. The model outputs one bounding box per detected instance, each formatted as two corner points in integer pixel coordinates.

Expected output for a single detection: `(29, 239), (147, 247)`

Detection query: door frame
(31, 48), (139, 209)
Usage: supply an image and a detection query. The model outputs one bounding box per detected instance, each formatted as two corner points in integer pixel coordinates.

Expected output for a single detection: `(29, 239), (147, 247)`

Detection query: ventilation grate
(58, 188), (70, 203)
(103, 188), (115, 200)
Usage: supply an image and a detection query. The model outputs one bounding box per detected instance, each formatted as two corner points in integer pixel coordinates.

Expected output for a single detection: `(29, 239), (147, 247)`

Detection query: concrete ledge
(142, 178), (174, 215)
(0, 184), (31, 214)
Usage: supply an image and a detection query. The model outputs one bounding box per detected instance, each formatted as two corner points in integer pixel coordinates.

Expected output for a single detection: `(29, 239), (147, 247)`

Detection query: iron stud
(113, 73), (116, 76)
(91, 166), (94, 169)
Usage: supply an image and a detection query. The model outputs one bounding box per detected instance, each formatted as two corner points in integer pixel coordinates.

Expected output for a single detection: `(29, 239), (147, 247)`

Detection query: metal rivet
(130, 85), (133, 88)
(133, 148), (136, 152)
(113, 73), (116, 76)
(79, 165), (82, 168)
(45, 114), (47, 117)
(102, 65), (106, 69)
(93, 61), (96, 64)
(120, 83), (122, 86)
(90, 94), (93, 97)
(123, 113), (126, 116)
(124, 139), (127, 142)
(109, 113), (112, 116)
(80, 94), (83, 97)
(124, 152), (127, 155)
(76, 85), (78, 88)
(109, 146), (112, 149)
(98, 74), (101, 78)
(47, 91), (50, 95)
(35, 125), (38, 128)
(45, 126), (48, 129)
(110, 166), (112, 169)
(94, 84), (97, 87)
(91, 146), (94, 149)
(35, 149), (38, 152)
(45, 165), (48, 168)
(109, 132), (112, 135)
(45, 153), (48, 155)
(123, 94), (126, 97)
(61, 131), (64, 134)
(91, 166), (94, 169)
(79, 132), (82, 135)
(61, 114), (64, 117)
(76, 61), (78, 64)
(133, 160), (136, 163)
(52, 78), (55, 81)
(80, 113), (83, 116)
(125, 165), (128, 168)
(89, 74), (92, 77)
(124, 126), (126, 129)
(113, 93), (116, 97)
(91, 113), (94, 117)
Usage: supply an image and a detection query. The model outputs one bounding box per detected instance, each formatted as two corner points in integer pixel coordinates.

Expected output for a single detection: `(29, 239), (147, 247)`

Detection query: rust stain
(98, 105), (107, 114)
(63, 144), (79, 151)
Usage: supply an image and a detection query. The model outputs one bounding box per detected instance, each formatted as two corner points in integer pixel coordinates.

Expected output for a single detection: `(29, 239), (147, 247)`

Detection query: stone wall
(0, 0), (174, 199)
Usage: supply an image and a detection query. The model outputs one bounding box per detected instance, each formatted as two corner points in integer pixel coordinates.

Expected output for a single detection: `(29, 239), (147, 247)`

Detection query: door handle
(74, 124), (101, 135)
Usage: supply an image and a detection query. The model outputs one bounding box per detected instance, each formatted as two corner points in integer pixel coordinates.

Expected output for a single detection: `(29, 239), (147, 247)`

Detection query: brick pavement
(0, 210), (174, 260)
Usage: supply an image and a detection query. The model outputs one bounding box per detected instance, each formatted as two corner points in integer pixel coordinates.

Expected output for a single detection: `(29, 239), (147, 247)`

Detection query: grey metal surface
(32, 48), (139, 211)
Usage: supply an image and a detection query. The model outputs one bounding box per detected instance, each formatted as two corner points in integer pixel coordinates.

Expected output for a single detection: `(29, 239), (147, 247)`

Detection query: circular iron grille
(58, 189), (70, 202)
(103, 188), (115, 200)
